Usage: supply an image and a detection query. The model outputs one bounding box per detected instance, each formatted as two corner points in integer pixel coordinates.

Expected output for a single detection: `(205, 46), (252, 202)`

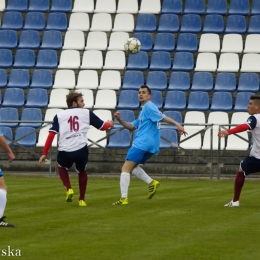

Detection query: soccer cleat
(147, 179), (160, 199)
(66, 188), (74, 202)
(0, 216), (15, 228)
(224, 200), (240, 207)
(112, 198), (129, 205)
(79, 200), (87, 206)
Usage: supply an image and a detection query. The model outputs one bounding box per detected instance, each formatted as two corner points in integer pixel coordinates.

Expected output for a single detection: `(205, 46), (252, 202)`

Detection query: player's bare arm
(114, 111), (136, 130)
(162, 116), (188, 136)
(0, 136), (15, 162)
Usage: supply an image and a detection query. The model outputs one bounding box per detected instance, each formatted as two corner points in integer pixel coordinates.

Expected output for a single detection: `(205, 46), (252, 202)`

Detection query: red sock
(78, 171), (88, 201)
(58, 167), (72, 190)
(233, 171), (245, 202)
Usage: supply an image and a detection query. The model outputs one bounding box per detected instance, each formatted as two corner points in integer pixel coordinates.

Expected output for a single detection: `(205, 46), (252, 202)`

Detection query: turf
(1, 175), (260, 260)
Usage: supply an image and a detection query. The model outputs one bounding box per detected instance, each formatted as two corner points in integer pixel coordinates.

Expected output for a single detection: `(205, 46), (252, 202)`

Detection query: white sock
(132, 166), (152, 184)
(120, 172), (130, 198)
(0, 189), (7, 218)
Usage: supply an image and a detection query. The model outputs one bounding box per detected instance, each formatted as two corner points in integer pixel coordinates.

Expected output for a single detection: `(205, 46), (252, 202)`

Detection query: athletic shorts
(126, 147), (154, 165)
(57, 145), (89, 173)
(0, 169), (3, 177)
(240, 156), (260, 176)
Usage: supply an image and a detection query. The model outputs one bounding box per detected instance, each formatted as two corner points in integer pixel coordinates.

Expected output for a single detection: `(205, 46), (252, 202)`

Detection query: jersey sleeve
(131, 119), (139, 129)
(145, 102), (164, 122)
(89, 111), (105, 129)
(49, 115), (59, 133)
(246, 115), (257, 130)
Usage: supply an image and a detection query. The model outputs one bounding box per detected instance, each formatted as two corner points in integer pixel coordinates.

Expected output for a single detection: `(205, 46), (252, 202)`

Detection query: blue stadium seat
(149, 51), (172, 71)
(161, 0), (182, 14)
(172, 52), (194, 71)
(0, 108), (19, 127)
(28, 0), (49, 12)
(117, 90), (139, 109)
(0, 30), (17, 49)
(35, 50), (58, 69)
(225, 15), (247, 34)
(121, 71), (144, 90)
(160, 111), (182, 130)
(151, 90), (163, 109)
(179, 14), (201, 33)
(168, 71), (190, 91)
(7, 69), (29, 88)
(0, 49), (12, 68)
(50, 0), (72, 13)
(133, 33), (152, 51)
(160, 129), (178, 149)
(233, 92), (254, 112)
(0, 69), (7, 88)
(163, 91), (186, 110)
(228, 0), (249, 15)
(183, 0), (205, 14)
(23, 12), (45, 30)
(25, 88), (48, 108)
(40, 30), (62, 49)
(125, 51), (148, 70)
(20, 108), (42, 128)
(210, 92), (233, 111)
(153, 33), (175, 52)
(202, 14), (224, 33)
(18, 30), (40, 49)
(191, 72), (213, 92)
(237, 73), (259, 92)
(157, 14), (179, 33)
(113, 110), (135, 127)
(175, 33), (198, 52)
(248, 15), (260, 34)
(13, 127), (36, 147)
(205, 0), (227, 15)
(214, 73), (236, 92)
(107, 129), (131, 148)
(30, 69), (53, 89)
(0, 127), (13, 144)
(45, 12), (68, 31)
(186, 91), (209, 111)
(134, 14), (157, 32)
(251, 0), (260, 15)
(2, 88), (24, 107)
(1, 11), (23, 30)
(146, 71), (167, 91)
(12, 49), (35, 68)
(5, 0), (27, 12)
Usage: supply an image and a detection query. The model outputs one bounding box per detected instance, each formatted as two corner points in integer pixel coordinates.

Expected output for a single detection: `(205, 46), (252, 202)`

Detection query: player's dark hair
(66, 91), (83, 107)
(140, 85), (151, 95)
(250, 95), (260, 106)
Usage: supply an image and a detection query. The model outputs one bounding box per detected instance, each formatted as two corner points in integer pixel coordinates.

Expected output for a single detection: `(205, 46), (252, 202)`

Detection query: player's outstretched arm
(114, 111), (136, 130)
(218, 124), (249, 138)
(0, 135), (15, 162)
(39, 132), (56, 166)
(162, 116), (188, 136)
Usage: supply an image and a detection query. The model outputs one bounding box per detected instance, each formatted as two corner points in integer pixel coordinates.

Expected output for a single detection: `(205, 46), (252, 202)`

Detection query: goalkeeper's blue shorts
(126, 147), (153, 165)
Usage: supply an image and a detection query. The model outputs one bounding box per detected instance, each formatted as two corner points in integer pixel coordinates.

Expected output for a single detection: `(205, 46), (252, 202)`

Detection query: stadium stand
(133, 32), (152, 51)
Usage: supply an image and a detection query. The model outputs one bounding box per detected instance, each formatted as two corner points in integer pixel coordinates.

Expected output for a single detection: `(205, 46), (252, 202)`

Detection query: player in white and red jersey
(218, 95), (260, 207)
(39, 91), (114, 206)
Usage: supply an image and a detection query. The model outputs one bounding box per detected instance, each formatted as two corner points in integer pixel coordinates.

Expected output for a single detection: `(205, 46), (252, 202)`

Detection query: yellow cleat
(147, 180), (160, 199)
(66, 188), (74, 202)
(112, 198), (129, 205)
(79, 200), (87, 206)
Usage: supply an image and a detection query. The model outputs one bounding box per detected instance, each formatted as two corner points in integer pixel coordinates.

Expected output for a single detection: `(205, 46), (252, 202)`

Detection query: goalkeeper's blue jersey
(131, 101), (164, 155)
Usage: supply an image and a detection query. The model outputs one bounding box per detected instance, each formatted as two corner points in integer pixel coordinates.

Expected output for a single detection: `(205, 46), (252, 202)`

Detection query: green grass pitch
(1, 175), (260, 260)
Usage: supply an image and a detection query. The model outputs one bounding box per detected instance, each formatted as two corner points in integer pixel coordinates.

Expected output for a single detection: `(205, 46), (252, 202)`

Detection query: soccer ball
(124, 38), (141, 54)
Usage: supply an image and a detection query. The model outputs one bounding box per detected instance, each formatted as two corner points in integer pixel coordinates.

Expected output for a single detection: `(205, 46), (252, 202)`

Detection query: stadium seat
(94, 0), (116, 13)
(149, 51), (172, 71)
(113, 14), (134, 32)
(240, 54), (260, 72)
(125, 51), (148, 70)
(225, 15), (247, 34)
(186, 91), (209, 111)
(183, 0), (205, 14)
(50, 0), (72, 12)
(217, 53), (239, 72)
(0, 49), (12, 68)
(233, 92), (254, 112)
(20, 108), (42, 128)
(172, 52), (194, 71)
(160, 111), (182, 130)
(248, 15), (260, 34)
(53, 70), (75, 89)
(18, 30), (40, 49)
(7, 69), (29, 89)
(117, 0), (138, 13)
(0, 69), (7, 88)
(251, 0), (260, 15)
(163, 91), (186, 110)
(58, 50), (80, 69)
(28, 0), (49, 12)
(153, 33), (175, 52)
(237, 73), (259, 92)
(0, 127), (13, 145)
(13, 127), (36, 147)
(93, 109), (113, 122)
(40, 30), (62, 50)
(72, 0), (93, 12)
(94, 90), (117, 109)
(80, 50), (103, 69)
(2, 88), (24, 107)
(244, 34), (260, 53)
(5, 0), (27, 12)
(157, 14), (179, 33)
(168, 71), (190, 91)
(35, 50), (58, 69)
(121, 71), (144, 90)
(75, 89), (93, 108)
(0, 108), (19, 127)
(90, 13), (112, 32)
(228, 0), (249, 15)
(133, 32), (152, 51)
(75, 70), (98, 90)
(0, 30), (17, 49)
(161, 0), (182, 14)
(45, 12), (67, 31)
(48, 89), (69, 108)
(210, 92), (233, 111)
(191, 72), (213, 92)
(87, 127), (107, 148)
(146, 71), (167, 91)
(134, 14), (157, 32)
(108, 32), (129, 51)
(214, 72), (236, 92)
(113, 110), (135, 127)
(175, 33), (198, 52)
(221, 34), (243, 53)
(205, 0), (227, 15)
(23, 12), (45, 30)
(198, 34), (220, 52)
(25, 88), (48, 108)
(107, 129), (131, 148)
(151, 90), (163, 109)
(202, 14), (224, 33)
(67, 12), (89, 31)
(98, 70), (121, 90)
(30, 69), (52, 89)
(12, 49), (35, 68)
(116, 90), (139, 109)
(160, 129), (178, 149)
(139, 0), (161, 14)
(86, 31), (108, 50)
(179, 14), (201, 33)
(1, 11), (23, 30)
(103, 51), (126, 70)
